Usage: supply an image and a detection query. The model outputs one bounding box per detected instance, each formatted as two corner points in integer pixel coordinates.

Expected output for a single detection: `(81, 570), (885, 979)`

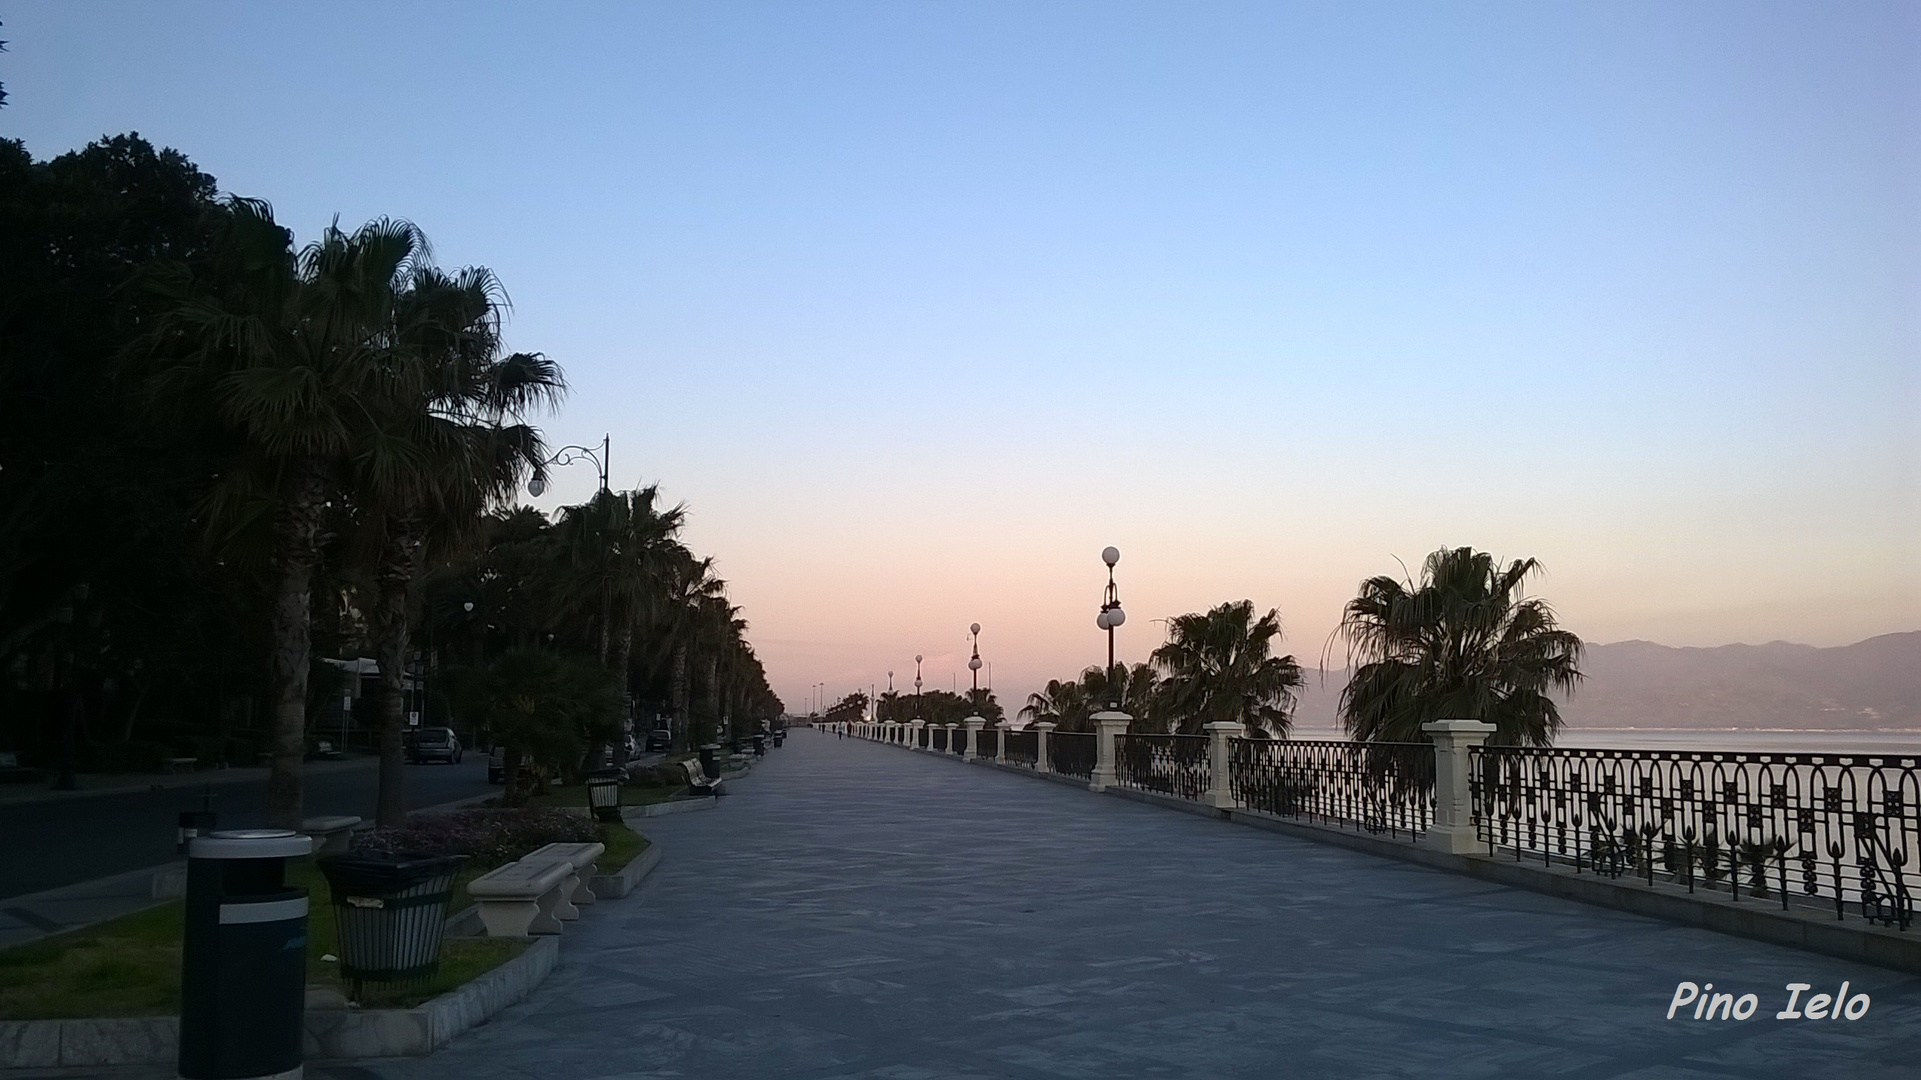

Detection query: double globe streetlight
(1096, 546), (1124, 709)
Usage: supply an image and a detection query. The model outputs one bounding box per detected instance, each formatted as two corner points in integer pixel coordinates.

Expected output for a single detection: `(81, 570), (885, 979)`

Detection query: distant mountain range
(1291, 631), (1921, 731)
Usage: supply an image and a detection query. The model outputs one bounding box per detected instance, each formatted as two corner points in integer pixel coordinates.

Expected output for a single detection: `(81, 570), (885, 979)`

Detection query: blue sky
(6, 1), (1916, 708)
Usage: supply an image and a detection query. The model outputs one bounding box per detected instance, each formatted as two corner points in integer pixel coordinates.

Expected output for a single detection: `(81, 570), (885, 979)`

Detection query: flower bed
(351, 807), (601, 872)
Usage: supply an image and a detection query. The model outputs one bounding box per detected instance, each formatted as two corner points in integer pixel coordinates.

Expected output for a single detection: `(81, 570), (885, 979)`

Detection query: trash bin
(314, 854), (467, 998)
(179, 828), (312, 1080)
(752, 733), (767, 757)
(698, 743), (720, 780)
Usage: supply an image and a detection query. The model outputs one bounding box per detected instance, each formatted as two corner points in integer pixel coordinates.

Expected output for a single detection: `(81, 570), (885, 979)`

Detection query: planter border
(590, 840), (661, 900)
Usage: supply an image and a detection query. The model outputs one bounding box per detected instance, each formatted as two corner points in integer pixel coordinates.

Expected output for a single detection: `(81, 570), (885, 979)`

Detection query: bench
(680, 757), (725, 797)
(301, 814), (364, 855)
(466, 858), (575, 937)
(165, 756), (198, 774)
(525, 841), (604, 907)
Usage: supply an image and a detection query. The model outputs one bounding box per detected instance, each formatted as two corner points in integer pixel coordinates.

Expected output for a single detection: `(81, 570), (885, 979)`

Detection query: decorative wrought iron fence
(1049, 732), (1097, 780)
(977, 729), (999, 760)
(918, 726), (930, 749)
(1004, 730), (1039, 767)
(1116, 734), (1211, 801)
(932, 727), (948, 752)
(1229, 739), (1434, 840)
(1471, 746), (1918, 930)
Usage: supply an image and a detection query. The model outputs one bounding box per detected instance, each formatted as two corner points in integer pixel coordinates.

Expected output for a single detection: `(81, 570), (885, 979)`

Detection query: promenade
(369, 730), (1921, 1080)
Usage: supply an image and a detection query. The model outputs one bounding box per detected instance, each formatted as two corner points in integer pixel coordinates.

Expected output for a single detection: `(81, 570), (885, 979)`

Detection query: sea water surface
(1291, 726), (1921, 756)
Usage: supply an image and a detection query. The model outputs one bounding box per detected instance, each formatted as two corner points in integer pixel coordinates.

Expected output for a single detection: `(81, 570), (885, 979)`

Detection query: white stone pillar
(909, 719), (925, 749)
(1201, 721), (1241, 809)
(995, 720), (1011, 763)
(1421, 718), (1497, 854)
(1033, 722), (1055, 772)
(1089, 710), (1132, 792)
(943, 722), (960, 754)
(962, 716), (986, 760)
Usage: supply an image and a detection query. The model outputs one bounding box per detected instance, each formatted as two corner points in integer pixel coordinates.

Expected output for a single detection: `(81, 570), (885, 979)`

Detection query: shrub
(350, 807), (599, 871)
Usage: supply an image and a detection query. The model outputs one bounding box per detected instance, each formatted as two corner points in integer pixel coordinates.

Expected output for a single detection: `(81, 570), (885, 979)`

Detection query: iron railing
(1004, 730), (1039, 767)
(1471, 746), (1918, 929)
(1049, 732), (1097, 780)
(1116, 734), (1211, 801)
(1230, 739), (1434, 840)
(977, 729), (1000, 760)
(918, 725), (931, 749)
(932, 727), (948, 752)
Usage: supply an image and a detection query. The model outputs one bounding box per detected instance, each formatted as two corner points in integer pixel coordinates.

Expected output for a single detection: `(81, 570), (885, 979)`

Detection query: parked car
(488, 744), (531, 784)
(645, 728), (672, 753)
(409, 726), (462, 765)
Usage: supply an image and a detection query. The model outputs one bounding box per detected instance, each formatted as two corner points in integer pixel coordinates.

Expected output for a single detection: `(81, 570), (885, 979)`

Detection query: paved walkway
(369, 731), (1921, 1080)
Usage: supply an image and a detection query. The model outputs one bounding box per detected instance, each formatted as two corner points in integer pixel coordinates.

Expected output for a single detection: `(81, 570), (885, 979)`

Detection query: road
(0, 758), (493, 900)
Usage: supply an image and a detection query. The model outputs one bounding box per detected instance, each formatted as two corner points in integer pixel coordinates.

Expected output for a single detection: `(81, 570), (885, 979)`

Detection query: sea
(1289, 726), (1921, 757)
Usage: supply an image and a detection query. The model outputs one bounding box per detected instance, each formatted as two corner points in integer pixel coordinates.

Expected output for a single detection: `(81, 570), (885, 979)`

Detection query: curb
(623, 797), (717, 819)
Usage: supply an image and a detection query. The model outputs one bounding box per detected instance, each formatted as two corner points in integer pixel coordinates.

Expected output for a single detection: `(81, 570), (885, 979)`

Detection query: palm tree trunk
(610, 612), (633, 769)
(671, 642), (689, 752)
(264, 464), (328, 830)
(373, 524), (426, 827)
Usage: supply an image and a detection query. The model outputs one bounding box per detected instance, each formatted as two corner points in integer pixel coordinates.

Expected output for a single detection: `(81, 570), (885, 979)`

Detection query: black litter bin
(179, 828), (312, 1080)
(315, 854), (467, 997)
(752, 733), (767, 757)
(698, 743), (720, 780)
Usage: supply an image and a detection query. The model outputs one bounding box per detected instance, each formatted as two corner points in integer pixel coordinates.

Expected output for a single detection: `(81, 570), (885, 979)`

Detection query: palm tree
(1151, 600), (1302, 737)
(1336, 546), (1585, 746)
(546, 486), (685, 765)
(139, 201), (416, 827)
(652, 547), (724, 750)
(350, 264), (562, 825)
(1077, 662), (1164, 731)
(1020, 678), (1091, 732)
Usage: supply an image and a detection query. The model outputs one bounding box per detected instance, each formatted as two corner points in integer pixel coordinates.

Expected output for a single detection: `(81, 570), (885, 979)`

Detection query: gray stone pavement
(364, 730), (1921, 1080)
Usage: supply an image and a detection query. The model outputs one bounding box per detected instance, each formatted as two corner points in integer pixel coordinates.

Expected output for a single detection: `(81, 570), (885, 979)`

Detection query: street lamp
(1095, 546), (1124, 709)
(525, 434), (610, 497)
(914, 655), (923, 719)
(967, 623), (983, 705)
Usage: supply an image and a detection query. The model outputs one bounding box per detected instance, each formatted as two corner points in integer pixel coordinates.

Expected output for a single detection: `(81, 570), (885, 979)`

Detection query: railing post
(995, 720), (1011, 763)
(1421, 718), (1497, 854)
(1090, 710), (1132, 792)
(1033, 722), (1055, 773)
(943, 722), (960, 754)
(1201, 721), (1240, 809)
(909, 718), (924, 749)
(962, 716), (986, 760)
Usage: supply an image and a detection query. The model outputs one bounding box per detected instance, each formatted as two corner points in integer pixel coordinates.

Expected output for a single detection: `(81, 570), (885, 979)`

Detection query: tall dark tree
(139, 203), (418, 827)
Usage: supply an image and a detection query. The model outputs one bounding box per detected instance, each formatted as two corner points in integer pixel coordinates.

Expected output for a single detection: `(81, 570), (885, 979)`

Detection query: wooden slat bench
(466, 858), (574, 937)
(525, 841), (604, 907)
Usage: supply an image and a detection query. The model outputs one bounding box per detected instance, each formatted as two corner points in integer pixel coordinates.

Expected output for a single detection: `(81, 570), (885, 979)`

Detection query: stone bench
(680, 757), (724, 797)
(301, 815), (364, 855)
(524, 841), (604, 907)
(467, 858), (574, 937)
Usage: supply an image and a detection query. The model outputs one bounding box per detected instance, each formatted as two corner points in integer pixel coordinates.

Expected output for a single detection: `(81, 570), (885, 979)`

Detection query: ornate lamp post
(1095, 546), (1124, 709)
(525, 434), (610, 497)
(914, 655), (923, 719)
(967, 623), (983, 706)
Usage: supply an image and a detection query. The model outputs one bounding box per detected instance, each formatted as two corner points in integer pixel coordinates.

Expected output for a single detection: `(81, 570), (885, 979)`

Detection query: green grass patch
(0, 900), (184, 1020)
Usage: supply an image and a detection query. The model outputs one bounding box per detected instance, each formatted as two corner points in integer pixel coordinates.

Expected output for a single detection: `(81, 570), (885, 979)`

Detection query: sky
(4, 1), (1916, 714)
